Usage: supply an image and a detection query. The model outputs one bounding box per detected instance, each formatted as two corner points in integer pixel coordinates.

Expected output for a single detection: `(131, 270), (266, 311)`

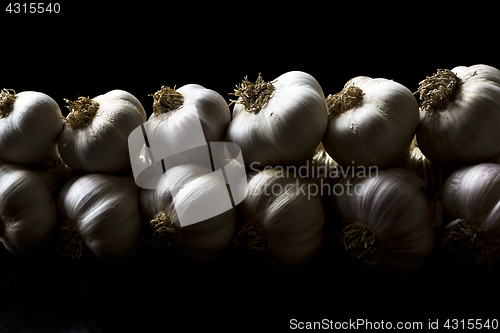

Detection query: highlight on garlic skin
(333, 169), (435, 274)
(0, 163), (58, 254)
(0, 89), (63, 164)
(234, 168), (325, 271)
(441, 163), (500, 265)
(58, 173), (142, 261)
(58, 89), (147, 173)
(416, 64), (500, 167)
(139, 163), (238, 262)
(226, 71), (329, 168)
(404, 136), (442, 199)
(323, 76), (419, 168)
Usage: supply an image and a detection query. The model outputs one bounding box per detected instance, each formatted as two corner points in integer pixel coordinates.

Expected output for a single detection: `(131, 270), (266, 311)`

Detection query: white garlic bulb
(58, 89), (147, 173)
(139, 163), (238, 262)
(226, 71), (329, 168)
(416, 64), (500, 166)
(441, 163), (500, 265)
(0, 163), (58, 254)
(148, 84), (231, 143)
(0, 89), (63, 164)
(323, 77), (419, 168)
(234, 168), (325, 271)
(333, 169), (435, 274)
(58, 173), (142, 260)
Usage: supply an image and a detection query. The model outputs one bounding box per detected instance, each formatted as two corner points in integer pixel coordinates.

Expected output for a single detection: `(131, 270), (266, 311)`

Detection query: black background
(1, 3), (499, 332)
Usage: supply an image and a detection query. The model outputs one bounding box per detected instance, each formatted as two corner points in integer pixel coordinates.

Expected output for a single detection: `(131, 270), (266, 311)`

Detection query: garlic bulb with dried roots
(333, 169), (435, 274)
(323, 77), (419, 168)
(0, 89), (63, 164)
(148, 84), (231, 143)
(441, 163), (500, 266)
(139, 163), (238, 262)
(0, 163), (58, 254)
(416, 64), (500, 166)
(226, 71), (328, 168)
(58, 90), (147, 173)
(234, 168), (325, 271)
(58, 173), (142, 260)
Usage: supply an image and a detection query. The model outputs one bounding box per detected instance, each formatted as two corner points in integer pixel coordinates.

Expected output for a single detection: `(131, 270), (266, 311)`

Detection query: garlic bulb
(148, 84), (231, 143)
(0, 89), (63, 164)
(333, 169), (435, 274)
(416, 64), (500, 166)
(58, 90), (147, 173)
(139, 163), (238, 262)
(441, 163), (500, 265)
(234, 168), (325, 271)
(226, 71), (328, 168)
(0, 163), (58, 254)
(58, 173), (142, 260)
(323, 77), (419, 168)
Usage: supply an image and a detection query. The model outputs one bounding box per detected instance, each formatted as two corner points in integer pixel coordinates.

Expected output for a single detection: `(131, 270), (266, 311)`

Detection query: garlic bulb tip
(64, 96), (99, 129)
(150, 85), (184, 116)
(229, 73), (276, 114)
(148, 212), (182, 248)
(442, 220), (496, 267)
(0, 88), (16, 118)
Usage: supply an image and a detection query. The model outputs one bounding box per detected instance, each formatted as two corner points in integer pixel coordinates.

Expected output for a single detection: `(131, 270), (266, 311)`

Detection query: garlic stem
(64, 96), (99, 129)
(150, 86), (184, 116)
(60, 219), (84, 260)
(229, 73), (275, 114)
(233, 218), (271, 257)
(342, 223), (384, 267)
(148, 212), (182, 248)
(326, 82), (364, 116)
(416, 69), (461, 112)
(0, 89), (16, 119)
(442, 219), (497, 266)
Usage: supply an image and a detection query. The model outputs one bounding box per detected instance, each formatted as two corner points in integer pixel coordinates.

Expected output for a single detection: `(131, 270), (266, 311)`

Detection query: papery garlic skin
(139, 164), (238, 262)
(0, 91), (63, 164)
(237, 168), (325, 270)
(334, 169), (434, 273)
(226, 71), (328, 168)
(0, 164), (58, 254)
(58, 90), (147, 173)
(323, 77), (419, 168)
(441, 163), (500, 261)
(417, 64), (500, 166)
(58, 173), (142, 260)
